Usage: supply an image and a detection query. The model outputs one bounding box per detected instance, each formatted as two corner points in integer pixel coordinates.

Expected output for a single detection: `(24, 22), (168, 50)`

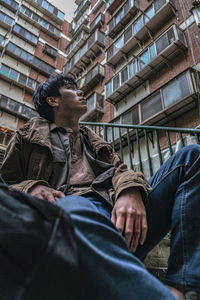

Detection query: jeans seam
(149, 163), (190, 192)
(180, 183), (188, 287)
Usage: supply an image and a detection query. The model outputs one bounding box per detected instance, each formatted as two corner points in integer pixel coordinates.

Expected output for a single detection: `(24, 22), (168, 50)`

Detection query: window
(113, 74), (120, 91)
(57, 10), (64, 20)
(13, 24), (38, 45)
(163, 74), (190, 108)
(121, 67), (128, 83)
(106, 81), (112, 97)
(43, 44), (58, 58)
(5, 15), (14, 25)
(0, 65), (9, 76)
(18, 73), (27, 85)
(124, 25), (132, 44)
(129, 61), (137, 77)
(114, 35), (123, 54)
(141, 92), (162, 122)
(134, 15), (144, 34)
(115, 8), (124, 25)
(155, 27), (175, 54)
(154, 0), (166, 13)
(0, 35), (4, 45)
(144, 5), (154, 23)
(9, 69), (18, 80)
(139, 49), (150, 69)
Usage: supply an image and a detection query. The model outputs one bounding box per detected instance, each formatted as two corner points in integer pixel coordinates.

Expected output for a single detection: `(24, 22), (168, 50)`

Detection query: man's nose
(76, 89), (84, 96)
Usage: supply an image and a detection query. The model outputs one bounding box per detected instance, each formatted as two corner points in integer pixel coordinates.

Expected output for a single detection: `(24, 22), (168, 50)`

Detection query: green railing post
(103, 125), (108, 141)
(155, 130), (163, 166)
(119, 127), (124, 162)
(126, 128), (133, 170)
(166, 131), (173, 156)
(136, 128), (143, 173)
(144, 129), (153, 177)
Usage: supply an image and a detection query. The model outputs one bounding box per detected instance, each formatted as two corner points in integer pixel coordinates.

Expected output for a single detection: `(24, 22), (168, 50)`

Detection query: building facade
(0, 0), (71, 164)
(65, 0), (200, 131)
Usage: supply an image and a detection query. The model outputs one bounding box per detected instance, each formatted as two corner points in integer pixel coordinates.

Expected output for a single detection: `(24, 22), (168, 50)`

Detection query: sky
(49, 0), (77, 22)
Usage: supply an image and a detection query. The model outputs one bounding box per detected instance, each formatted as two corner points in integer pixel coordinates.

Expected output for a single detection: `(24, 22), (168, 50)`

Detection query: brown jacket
(1, 117), (151, 205)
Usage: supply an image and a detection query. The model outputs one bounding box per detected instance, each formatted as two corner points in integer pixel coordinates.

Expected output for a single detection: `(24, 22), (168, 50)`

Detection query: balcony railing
(80, 121), (200, 178)
(105, 25), (187, 104)
(77, 63), (105, 93)
(0, 94), (38, 120)
(80, 93), (104, 121)
(107, 0), (139, 38)
(25, 0), (65, 25)
(90, 13), (105, 34)
(107, 0), (176, 66)
(0, 64), (39, 94)
(66, 27), (89, 59)
(19, 6), (61, 40)
(6, 42), (55, 76)
(1, 0), (19, 12)
(74, 0), (91, 22)
(66, 29), (105, 77)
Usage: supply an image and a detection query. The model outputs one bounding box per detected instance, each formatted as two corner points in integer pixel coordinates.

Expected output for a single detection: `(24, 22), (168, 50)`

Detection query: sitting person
(1, 74), (200, 300)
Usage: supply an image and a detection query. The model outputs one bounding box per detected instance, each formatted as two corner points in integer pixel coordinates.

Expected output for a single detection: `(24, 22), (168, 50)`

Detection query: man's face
(57, 83), (87, 117)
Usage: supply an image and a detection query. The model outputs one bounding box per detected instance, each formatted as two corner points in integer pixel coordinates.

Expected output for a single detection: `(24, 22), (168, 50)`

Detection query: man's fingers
(115, 213), (125, 234)
(125, 213), (135, 245)
(140, 215), (148, 245)
(52, 190), (65, 199)
(41, 190), (56, 203)
(111, 210), (116, 224)
(131, 216), (141, 252)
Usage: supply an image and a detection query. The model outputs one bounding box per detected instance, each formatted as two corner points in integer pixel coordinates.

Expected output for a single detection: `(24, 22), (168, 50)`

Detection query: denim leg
(135, 144), (200, 291)
(56, 195), (176, 300)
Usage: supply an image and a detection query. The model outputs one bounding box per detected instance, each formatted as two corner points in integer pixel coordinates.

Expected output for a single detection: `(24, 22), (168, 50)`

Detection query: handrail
(80, 122), (200, 178)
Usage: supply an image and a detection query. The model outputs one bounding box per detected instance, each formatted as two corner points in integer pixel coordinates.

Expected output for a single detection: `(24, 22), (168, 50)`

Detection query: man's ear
(46, 97), (59, 108)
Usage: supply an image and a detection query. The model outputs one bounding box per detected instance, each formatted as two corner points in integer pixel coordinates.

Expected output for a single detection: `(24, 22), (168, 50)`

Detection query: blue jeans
(56, 144), (200, 299)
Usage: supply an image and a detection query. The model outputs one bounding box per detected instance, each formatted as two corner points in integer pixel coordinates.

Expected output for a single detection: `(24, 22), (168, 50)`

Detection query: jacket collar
(18, 117), (53, 152)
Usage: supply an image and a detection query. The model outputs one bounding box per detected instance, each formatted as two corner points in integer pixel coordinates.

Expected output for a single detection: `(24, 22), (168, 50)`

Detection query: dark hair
(33, 73), (77, 122)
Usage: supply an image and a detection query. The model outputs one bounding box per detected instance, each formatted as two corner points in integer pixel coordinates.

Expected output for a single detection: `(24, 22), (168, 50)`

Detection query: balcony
(1, 0), (19, 12)
(71, 14), (89, 35)
(107, 0), (176, 66)
(78, 63), (105, 93)
(6, 42), (56, 76)
(19, 6), (61, 40)
(0, 94), (38, 120)
(105, 25), (187, 104)
(0, 11), (15, 30)
(74, 0), (91, 22)
(107, 0), (139, 38)
(0, 64), (39, 94)
(106, 0), (125, 15)
(66, 30), (105, 77)
(25, 0), (65, 25)
(90, 13), (105, 34)
(66, 27), (89, 59)
(80, 93), (104, 121)
(13, 24), (38, 46)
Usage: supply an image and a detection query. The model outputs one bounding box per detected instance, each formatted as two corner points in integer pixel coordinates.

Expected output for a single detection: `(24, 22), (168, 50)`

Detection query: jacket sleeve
(86, 126), (152, 205)
(0, 133), (50, 193)
(111, 152), (152, 205)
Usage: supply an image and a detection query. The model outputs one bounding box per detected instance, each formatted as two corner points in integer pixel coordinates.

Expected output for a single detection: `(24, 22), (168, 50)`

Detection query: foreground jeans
(56, 144), (200, 299)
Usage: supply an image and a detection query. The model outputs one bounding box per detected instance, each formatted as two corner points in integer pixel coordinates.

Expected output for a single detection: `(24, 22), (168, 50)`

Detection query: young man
(1, 74), (200, 300)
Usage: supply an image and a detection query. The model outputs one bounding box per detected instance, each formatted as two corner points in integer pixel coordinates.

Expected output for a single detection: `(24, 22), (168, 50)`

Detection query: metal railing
(80, 122), (200, 178)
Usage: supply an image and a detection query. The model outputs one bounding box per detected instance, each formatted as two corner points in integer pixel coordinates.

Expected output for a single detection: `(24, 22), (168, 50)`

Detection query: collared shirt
(49, 123), (95, 195)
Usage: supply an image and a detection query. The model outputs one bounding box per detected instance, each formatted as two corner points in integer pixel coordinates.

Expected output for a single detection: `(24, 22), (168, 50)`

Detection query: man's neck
(54, 115), (80, 133)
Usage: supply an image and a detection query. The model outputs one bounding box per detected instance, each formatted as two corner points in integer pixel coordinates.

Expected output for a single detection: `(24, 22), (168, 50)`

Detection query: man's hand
(29, 184), (65, 203)
(111, 188), (148, 252)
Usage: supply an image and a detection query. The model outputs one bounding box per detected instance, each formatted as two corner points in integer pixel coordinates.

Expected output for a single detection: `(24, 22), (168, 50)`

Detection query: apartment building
(65, 0), (200, 131)
(0, 0), (71, 164)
